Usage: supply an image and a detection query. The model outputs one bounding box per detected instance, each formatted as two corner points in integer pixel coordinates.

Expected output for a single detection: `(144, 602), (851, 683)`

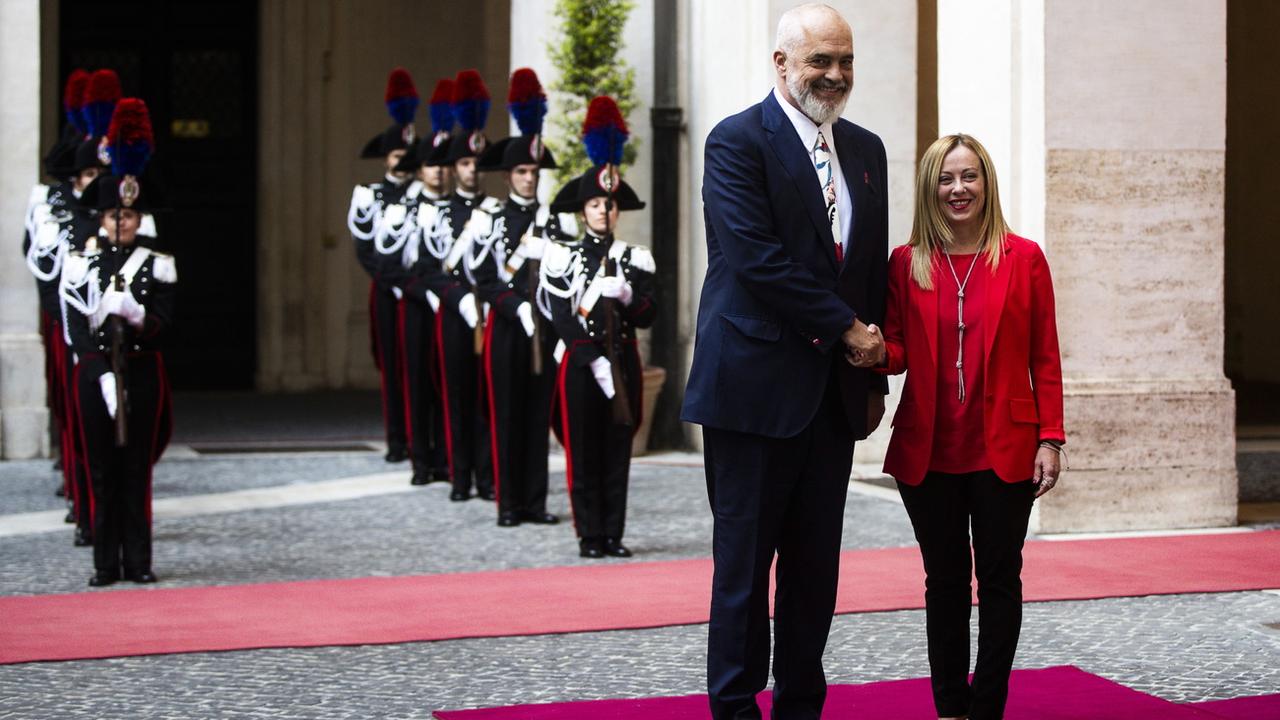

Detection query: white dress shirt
(772, 87), (853, 256)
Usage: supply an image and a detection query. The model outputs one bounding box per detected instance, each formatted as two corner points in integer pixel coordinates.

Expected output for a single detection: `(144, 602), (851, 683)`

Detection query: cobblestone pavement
(0, 450), (1277, 718)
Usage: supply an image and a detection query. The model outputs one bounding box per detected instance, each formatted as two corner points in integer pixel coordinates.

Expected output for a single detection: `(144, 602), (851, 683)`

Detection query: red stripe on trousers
(482, 309), (501, 505)
(433, 309), (456, 481)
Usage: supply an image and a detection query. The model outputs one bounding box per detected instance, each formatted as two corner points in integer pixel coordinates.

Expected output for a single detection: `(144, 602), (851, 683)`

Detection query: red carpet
(1190, 695), (1280, 719)
(433, 666), (1223, 719)
(1, 530), (1277, 664)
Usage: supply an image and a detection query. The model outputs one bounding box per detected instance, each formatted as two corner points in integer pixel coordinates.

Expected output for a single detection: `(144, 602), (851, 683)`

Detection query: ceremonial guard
(376, 78), (456, 486)
(61, 99), (174, 586)
(413, 69), (503, 501)
(348, 68), (417, 463)
(472, 68), (561, 527)
(541, 97), (656, 558)
(24, 69), (119, 546)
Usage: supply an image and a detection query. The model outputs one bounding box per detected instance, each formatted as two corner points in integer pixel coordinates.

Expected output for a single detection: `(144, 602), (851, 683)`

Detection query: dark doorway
(60, 0), (258, 390)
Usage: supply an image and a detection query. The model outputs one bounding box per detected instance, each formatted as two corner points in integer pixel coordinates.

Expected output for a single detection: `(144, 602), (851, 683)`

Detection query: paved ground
(0, 395), (1277, 717)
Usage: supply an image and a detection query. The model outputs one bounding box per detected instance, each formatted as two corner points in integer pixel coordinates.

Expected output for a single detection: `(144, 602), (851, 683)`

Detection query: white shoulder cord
(424, 208), (455, 260)
(374, 205), (416, 256)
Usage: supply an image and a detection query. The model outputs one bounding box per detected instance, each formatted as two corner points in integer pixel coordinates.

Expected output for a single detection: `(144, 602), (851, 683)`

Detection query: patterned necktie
(813, 130), (842, 264)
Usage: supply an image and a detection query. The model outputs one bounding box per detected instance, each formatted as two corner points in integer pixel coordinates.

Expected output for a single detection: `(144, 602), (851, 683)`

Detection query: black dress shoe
(89, 570), (118, 587)
(449, 490), (471, 502)
(477, 489), (496, 501)
(64, 510), (75, 524)
(603, 538), (633, 557)
(74, 527), (92, 547)
(384, 446), (409, 463)
(430, 468), (451, 483)
(579, 538), (605, 559)
(53, 457), (63, 472)
(497, 512), (520, 527)
(410, 471), (429, 486)
(520, 511), (560, 525)
(54, 484), (66, 497)
(124, 570), (157, 584)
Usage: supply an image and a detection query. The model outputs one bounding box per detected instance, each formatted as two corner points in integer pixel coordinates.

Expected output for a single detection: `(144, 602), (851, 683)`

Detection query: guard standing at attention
(472, 68), (560, 528)
(61, 99), (175, 586)
(414, 69), (503, 502)
(377, 78), (456, 486)
(541, 97), (656, 558)
(348, 67), (417, 464)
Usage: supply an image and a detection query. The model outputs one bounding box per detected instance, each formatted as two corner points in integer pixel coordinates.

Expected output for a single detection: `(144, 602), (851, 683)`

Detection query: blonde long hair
(907, 134), (1010, 289)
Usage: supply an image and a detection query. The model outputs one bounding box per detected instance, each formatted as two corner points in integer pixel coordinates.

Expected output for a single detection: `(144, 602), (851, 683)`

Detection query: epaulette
(26, 184), (50, 213)
(627, 245), (656, 274)
(479, 195), (505, 214)
(541, 240), (575, 281)
(151, 251), (178, 284)
(61, 251), (94, 286)
(350, 184), (376, 210)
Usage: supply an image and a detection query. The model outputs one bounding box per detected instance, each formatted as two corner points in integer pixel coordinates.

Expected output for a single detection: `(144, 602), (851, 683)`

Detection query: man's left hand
(866, 393), (885, 434)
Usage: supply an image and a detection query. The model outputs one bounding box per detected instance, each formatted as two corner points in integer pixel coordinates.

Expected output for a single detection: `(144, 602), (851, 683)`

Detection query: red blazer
(879, 233), (1065, 486)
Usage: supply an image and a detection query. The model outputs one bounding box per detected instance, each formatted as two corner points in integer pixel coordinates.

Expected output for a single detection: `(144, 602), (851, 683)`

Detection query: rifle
(601, 256), (632, 427)
(528, 253), (543, 376)
(472, 285), (485, 356)
(109, 208), (128, 447)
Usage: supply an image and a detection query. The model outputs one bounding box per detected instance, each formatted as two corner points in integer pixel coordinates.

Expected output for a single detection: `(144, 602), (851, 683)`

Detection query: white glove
(597, 275), (634, 306)
(589, 356), (616, 399)
(100, 289), (146, 328)
(524, 234), (546, 260)
(517, 302), (535, 337)
(391, 286), (403, 300)
(458, 293), (479, 329)
(425, 290), (440, 313)
(99, 372), (118, 420)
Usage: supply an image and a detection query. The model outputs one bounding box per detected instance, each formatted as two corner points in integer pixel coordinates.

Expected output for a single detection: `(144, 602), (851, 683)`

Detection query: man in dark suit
(681, 5), (889, 718)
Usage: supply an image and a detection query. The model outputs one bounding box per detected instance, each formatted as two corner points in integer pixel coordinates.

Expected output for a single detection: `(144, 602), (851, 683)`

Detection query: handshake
(842, 318), (885, 369)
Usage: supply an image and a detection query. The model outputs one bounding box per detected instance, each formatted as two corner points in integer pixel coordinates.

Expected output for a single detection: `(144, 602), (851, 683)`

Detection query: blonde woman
(869, 134), (1065, 719)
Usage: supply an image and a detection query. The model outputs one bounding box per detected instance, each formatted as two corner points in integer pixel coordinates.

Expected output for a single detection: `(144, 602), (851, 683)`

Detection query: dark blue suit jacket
(682, 91), (889, 440)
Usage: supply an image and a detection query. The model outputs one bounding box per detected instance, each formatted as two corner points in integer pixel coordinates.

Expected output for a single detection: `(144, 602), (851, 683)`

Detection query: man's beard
(787, 72), (850, 126)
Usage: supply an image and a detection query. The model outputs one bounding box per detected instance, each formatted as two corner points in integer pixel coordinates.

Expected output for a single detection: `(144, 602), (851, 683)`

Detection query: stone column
(0, 0), (50, 459)
(1040, 0), (1235, 531)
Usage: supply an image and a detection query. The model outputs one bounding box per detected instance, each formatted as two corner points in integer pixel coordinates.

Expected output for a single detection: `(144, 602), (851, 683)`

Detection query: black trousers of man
(485, 312), (556, 518)
(557, 341), (642, 542)
(897, 469), (1035, 720)
(370, 283), (407, 457)
(399, 299), (448, 481)
(703, 363), (854, 720)
(77, 355), (164, 577)
(435, 308), (492, 497)
(59, 325), (94, 538)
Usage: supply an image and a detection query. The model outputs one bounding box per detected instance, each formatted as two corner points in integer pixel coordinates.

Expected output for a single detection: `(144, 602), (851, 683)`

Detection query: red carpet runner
(1, 531), (1277, 664)
(433, 666), (1233, 719)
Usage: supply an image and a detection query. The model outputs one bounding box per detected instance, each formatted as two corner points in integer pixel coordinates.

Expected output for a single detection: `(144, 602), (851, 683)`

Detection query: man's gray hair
(775, 3), (844, 55)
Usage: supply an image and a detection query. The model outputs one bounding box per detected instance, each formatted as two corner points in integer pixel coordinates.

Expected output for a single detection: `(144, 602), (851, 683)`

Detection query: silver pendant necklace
(942, 246), (979, 403)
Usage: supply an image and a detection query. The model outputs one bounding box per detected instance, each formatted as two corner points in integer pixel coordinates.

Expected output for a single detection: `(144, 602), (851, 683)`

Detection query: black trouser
(897, 469), (1035, 720)
(77, 356), (163, 576)
(400, 299), (448, 477)
(435, 307), (492, 494)
(61, 328), (93, 535)
(703, 368), (853, 720)
(371, 283), (408, 453)
(485, 312), (556, 516)
(558, 342), (641, 541)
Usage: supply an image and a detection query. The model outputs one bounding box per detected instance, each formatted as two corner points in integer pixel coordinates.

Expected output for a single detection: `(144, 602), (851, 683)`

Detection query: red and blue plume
(507, 68), (547, 136)
(451, 70), (490, 133)
(384, 67), (419, 126)
(62, 69), (90, 135)
(582, 96), (628, 166)
(429, 78), (455, 136)
(83, 69), (122, 138)
(106, 98), (155, 178)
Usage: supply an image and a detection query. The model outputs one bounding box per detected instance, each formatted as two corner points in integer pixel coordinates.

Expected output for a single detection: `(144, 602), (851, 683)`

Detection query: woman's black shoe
(579, 538), (605, 559)
(89, 571), (118, 587)
(603, 538), (633, 557)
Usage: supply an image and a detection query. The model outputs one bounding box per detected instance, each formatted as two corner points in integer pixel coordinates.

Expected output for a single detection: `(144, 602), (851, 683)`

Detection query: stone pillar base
(1037, 379), (1238, 532)
(0, 333), (51, 459)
